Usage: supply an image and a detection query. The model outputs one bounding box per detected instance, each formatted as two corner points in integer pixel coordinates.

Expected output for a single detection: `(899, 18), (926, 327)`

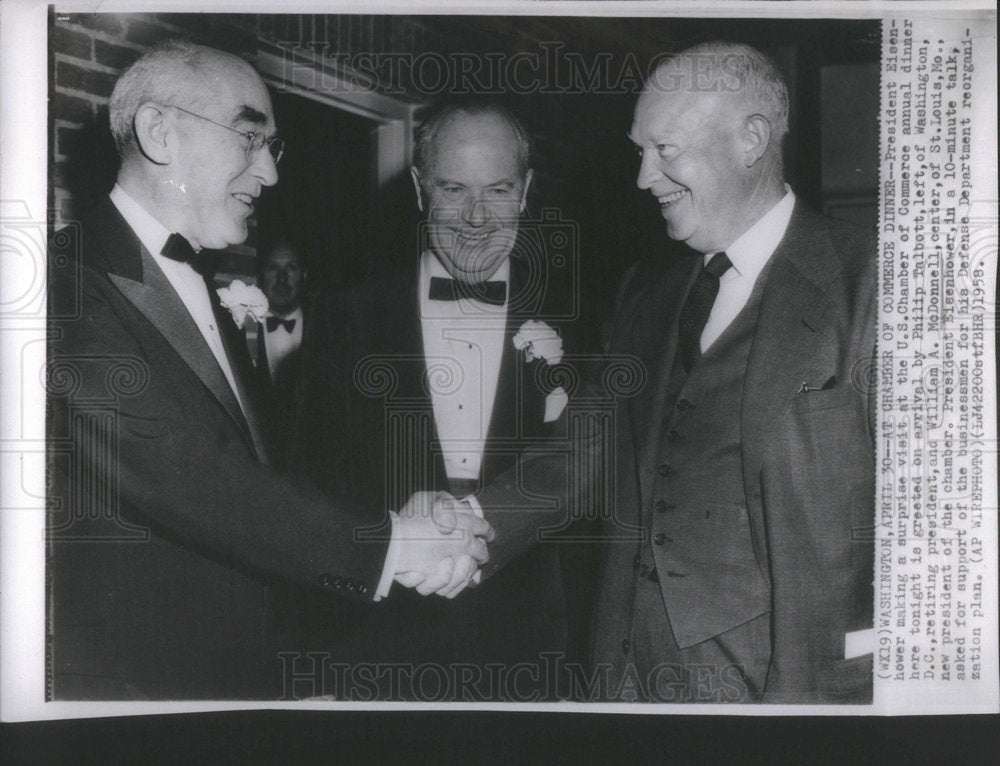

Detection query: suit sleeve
(472, 262), (643, 577)
(50, 266), (390, 602)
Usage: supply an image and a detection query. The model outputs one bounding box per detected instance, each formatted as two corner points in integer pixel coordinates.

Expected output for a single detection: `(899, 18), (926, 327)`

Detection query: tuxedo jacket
(46, 198), (388, 699)
(293, 252), (576, 680)
(251, 302), (310, 469)
(591, 204), (877, 703)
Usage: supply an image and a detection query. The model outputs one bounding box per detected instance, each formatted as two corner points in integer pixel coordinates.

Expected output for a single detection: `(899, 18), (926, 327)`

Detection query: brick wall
(50, 12), (261, 279)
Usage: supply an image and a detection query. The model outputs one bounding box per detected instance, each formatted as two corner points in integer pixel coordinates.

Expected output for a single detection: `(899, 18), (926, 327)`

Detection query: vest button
(653, 533), (667, 545)
(654, 500), (667, 513)
(667, 430), (684, 443)
(657, 463), (672, 477)
(676, 398), (692, 411)
(622, 638), (631, 653)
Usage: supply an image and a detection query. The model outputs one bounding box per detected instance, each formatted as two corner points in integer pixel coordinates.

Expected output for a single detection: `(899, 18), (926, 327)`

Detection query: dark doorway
(256, 90), (380, 294)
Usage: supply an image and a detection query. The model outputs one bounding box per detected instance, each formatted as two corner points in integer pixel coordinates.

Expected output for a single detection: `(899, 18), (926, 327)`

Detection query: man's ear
(742, 114), (772, 168)
(133, 102), (173, 165)
(519, 169), (534, 213)
(410, 166), (425, 213)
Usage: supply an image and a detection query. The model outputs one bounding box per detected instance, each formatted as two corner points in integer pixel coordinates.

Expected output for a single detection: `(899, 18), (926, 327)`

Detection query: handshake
(391, 491), (495, 599)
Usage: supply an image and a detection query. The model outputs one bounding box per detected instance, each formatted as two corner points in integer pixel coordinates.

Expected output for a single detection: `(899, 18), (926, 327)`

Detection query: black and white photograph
(0, 1), (997, 760)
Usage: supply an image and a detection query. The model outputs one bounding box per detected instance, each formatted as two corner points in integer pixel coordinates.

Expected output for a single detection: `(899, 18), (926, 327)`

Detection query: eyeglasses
(169, 104), (284, 165)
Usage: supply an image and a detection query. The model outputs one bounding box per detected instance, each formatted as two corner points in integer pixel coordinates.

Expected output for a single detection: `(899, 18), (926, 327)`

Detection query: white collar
(710, 185), (796, 278)
(109, 183), (174, 260)
(420, 250), (512, 284)
(268, 305), (304, 322)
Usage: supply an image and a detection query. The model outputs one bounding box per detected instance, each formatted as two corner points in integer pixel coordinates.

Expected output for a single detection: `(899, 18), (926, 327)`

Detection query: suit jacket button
(632, 554), (641, 573)
(655, 500), (674, 514)
(676, 398), (692, 411)
(621, 638), (631, 653)
(666, 430), (684, 443)
(657, 464), (672, 477)
(653, 533), (667, 546)
(358, 583), (368, 595)
(345, 580), (355, 591)
(332, 576), (343, 588)
(320, 573), (331, 588)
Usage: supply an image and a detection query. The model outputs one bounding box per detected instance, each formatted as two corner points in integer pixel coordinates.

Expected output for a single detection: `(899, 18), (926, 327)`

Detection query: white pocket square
(844, 628), (874, 660)
(544, 386), (568, 422)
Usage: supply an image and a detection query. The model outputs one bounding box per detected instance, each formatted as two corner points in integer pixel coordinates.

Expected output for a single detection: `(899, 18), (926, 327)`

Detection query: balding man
(294, 99), (576, 698)
(47, 40), (491, 700)
(587, 41), (876, 703)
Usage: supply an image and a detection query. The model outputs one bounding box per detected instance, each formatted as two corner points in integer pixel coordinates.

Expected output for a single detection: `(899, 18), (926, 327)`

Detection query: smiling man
(587, 41), (877, 703)
(294, 100), (575, 699)
(46, 40), (492, 700)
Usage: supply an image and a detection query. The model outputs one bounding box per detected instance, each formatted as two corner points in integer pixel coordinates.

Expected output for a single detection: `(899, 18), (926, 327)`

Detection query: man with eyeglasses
(46, 39), (492, 700)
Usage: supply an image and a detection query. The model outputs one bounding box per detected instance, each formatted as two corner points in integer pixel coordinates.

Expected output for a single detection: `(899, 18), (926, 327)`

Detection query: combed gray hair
(660, 41), (789, 140)
(413, 99), (531, 180)
(108, 39), (235, 158)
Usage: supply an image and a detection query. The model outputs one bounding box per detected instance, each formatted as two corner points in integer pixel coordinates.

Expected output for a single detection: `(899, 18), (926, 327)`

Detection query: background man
(46, 40), (491, 700)
(583, 41), (876, 703)
(295, 100), (576, 698)
(254, 240), (309, 468)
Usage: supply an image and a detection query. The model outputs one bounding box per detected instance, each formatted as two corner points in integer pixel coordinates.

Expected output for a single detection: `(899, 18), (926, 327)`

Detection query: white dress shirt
(378, 253), (513, 598)
(700, 186), (796, 352)
(109, 184), (246, 415)
(419, 251), (511, 482)
(262, 306), (304, 382)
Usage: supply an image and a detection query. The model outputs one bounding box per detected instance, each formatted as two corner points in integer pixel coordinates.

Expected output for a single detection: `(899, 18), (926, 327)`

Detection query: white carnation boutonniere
(513, 320), (568, 423)
(513, 319), (564, 364)
(217, 279), (268, 329)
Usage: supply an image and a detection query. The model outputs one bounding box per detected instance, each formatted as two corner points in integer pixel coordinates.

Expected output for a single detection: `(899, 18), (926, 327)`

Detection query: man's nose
(251, 146), (279, 187)
(636, 150), (661, 191)
(461, 197), (490, 227)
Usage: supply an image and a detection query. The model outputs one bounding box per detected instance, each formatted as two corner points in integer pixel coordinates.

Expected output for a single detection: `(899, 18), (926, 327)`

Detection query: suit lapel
(91, 199), (260, 459)
(392, 273), (448, 493)
(480, 256), (549, 485)
(210, 280), (270, 464)
(741, 205), (842, 482)
(629, 254), (700, 506)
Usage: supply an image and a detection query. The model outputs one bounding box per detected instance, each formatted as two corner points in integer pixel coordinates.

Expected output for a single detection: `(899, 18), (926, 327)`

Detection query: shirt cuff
(374, 511), (401, 601)
(460, 494), (484, 585)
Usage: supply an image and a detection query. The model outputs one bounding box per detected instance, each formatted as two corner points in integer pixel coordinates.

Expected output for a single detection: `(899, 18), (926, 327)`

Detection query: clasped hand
(394, 491), (494, 599)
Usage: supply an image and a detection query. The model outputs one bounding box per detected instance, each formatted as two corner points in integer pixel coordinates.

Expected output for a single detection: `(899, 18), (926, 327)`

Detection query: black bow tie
(266, 315), (296, 333)
(428, 276), (506, 306)
(161, 233), (214, 277)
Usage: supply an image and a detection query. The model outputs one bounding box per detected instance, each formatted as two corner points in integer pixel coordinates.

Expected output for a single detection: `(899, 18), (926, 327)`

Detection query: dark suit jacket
(251, 302), (310, 469)
(591, 204), (877, 703)
(293, 252), (576, 692)
(46, 198), (389, 700)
